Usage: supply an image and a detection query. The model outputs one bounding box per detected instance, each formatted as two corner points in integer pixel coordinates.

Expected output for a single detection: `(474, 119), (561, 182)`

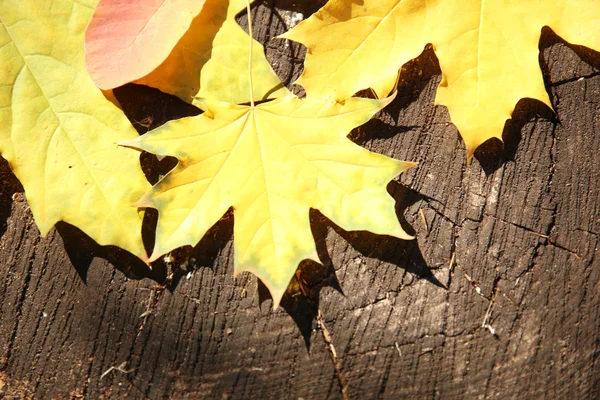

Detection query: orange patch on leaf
(85, 0), (206, 89)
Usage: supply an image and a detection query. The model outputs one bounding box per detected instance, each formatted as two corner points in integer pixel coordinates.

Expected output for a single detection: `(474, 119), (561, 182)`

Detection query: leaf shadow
(473, 27), (600, 174)
(539, 27), (600, 80)
(114, 84), (197, 186)
(332, 182), (444, 289)
(479, 97), (557, 175)
(257, 212), (343, 350)
(257, 267), (328, 350)
(55, 216), (166, 285)
(0, 157), (24, 240)
(57, 206), (234, 294)
(258, 182), (444, 351)
(351, 35), (576, 175)
(162, 210), (235, 293)
(113, 83), (202, 134)
(351, 45), (442, 145)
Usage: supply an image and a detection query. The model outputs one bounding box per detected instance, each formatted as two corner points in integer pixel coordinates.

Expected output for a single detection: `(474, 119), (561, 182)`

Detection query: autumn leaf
(135, 0), (289, 105)
(0, 0), (151, 260)
(85, 0), (207, 90)
(282, 0), (600, 158)
(121, 95), (416, 307)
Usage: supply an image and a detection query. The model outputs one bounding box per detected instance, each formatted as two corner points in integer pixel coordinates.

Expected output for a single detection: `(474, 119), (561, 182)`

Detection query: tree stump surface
(1, 2), (599, 399)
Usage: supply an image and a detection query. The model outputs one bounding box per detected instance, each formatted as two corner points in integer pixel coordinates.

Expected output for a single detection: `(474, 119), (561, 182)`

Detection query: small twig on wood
(481, 280), (499, 337)
(481, 299), (497, 336)
(316, 309), (348, 400)
(455, 264), (486, 300)
(530, 231), (549, 239)
(131, 116), (154, 132)
(100, 362), (135, 380)
(295, 266), (349, 400)
(447, 252), (456, 286)
(139, 288), (158, 319)
(455, 264), (499, 335)
(137, 286), (164, 338)
(419, 208), (428, 234)
(188, 296), (203, 305)
(317, 310), (338, 359)
(138, 252), (185, 324)
(450, 249), (500, 337)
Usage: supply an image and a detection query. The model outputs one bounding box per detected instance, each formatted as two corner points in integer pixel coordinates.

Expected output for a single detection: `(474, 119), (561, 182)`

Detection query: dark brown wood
(1, 2), (599, 399)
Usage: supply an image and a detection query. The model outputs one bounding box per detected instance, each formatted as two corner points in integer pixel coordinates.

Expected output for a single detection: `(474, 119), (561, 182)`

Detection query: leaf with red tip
(85, 0), (206, 89)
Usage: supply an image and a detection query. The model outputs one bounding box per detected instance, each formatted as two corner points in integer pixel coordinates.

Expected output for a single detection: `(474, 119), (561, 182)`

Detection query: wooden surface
(1, 2), (599, 399)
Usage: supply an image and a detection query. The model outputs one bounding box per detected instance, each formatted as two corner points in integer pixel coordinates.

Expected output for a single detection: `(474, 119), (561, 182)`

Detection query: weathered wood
(1, 2), (599, 399)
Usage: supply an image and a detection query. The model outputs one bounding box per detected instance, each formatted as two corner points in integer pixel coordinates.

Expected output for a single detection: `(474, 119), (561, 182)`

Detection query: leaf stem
(246, 0), (255, 108)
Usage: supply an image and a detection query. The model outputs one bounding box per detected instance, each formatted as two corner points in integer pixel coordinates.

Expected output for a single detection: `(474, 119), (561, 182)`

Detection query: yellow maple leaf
(282, 0), (600, 158)
(121, 95), (416, 307)
(0, 0), (151, 260)
(135, 0), (289, 106)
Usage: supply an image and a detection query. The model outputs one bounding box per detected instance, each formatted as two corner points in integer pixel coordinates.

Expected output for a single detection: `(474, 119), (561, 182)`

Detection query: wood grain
(0, 2), (598, 399)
